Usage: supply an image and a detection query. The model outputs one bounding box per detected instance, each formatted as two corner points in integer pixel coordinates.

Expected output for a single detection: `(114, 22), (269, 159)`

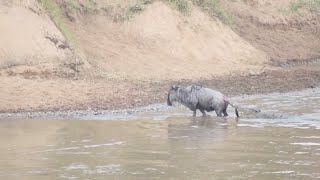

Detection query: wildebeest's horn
(171, 85), (179, 90)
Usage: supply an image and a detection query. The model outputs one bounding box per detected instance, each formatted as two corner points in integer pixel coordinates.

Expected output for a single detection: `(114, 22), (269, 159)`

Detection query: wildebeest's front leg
(190, 102), (199, 117)
(200, 109), (207, 116)
(193, 110), (197, 117)
(196, 103), (206, 116)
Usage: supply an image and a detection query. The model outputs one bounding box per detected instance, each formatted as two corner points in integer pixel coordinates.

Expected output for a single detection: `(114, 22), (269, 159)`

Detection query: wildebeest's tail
(228, 102), (239, 117)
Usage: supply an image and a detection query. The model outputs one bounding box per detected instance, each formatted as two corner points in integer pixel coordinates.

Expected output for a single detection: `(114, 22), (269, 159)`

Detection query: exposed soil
(1, 64), (319, 113)
(223, 0), (320, 61)
(0, 0), (74, 68)
(66, 1), (267, 80)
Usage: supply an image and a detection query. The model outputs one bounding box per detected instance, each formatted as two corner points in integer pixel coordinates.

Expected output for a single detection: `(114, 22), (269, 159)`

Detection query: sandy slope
(0, 0), (73, 68)
(69, 1), (267, 80)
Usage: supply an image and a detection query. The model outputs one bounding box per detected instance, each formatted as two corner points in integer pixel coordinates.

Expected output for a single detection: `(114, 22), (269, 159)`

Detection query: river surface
(0, 88), (319, 179)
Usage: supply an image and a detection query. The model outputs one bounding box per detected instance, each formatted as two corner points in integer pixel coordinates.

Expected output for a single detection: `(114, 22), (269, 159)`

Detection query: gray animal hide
(167, 85), (239, 117)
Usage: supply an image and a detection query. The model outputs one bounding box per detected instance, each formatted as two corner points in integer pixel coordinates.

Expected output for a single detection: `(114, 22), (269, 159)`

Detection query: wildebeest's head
(167, 85), (179, 106)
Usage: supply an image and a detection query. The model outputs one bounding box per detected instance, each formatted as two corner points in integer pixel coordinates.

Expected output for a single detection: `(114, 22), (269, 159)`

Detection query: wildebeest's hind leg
(193, 110), (197, 117)
(223, 109), (228, 117)
(223, 100), (229, 117)
(215, 109), (222, 117)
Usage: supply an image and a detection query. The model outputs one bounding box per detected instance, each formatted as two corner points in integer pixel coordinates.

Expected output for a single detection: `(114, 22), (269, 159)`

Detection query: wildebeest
(167, 85), (239, 117)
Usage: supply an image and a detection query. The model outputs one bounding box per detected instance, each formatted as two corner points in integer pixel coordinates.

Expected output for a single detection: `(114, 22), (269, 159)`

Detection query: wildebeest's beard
(167, 93), (172, 106)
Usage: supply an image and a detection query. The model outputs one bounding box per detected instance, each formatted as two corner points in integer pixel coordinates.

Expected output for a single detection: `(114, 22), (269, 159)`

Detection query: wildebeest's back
(195, 87), (225, 110)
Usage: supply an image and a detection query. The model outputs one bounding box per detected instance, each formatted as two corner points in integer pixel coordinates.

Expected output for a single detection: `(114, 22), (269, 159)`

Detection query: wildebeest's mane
(173, 85), (206, 110)
(190, 85), (203, 91)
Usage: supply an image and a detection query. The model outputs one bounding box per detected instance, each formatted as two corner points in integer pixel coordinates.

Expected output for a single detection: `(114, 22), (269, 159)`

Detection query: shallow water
(0, 88), (320, 179)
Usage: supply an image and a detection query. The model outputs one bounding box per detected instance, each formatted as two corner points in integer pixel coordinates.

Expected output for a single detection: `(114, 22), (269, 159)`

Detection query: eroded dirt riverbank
(0, 64), (319, 114)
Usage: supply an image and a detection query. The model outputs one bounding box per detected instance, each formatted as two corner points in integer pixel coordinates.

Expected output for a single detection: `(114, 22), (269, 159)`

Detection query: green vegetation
(167, 0), (233, 26)
(193, 0), (233, 26)
(168, 0), (193, 14)
(40, 0), (232, 41)
(65, 0), (98, 14)
(103, 2), (146, 22)
(288, 0), (306, 13)
(286, 0), (320, 14)
(39, 0), (76, 47)
(126, 3), (145, 19)
(63, 0), (147, 21)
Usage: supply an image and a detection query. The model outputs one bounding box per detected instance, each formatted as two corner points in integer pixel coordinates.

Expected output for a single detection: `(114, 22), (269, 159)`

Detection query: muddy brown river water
(0, 88), (319, 179)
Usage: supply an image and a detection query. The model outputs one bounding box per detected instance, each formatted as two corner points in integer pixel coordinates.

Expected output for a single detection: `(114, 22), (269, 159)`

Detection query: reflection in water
(0, 89), (319, 179)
